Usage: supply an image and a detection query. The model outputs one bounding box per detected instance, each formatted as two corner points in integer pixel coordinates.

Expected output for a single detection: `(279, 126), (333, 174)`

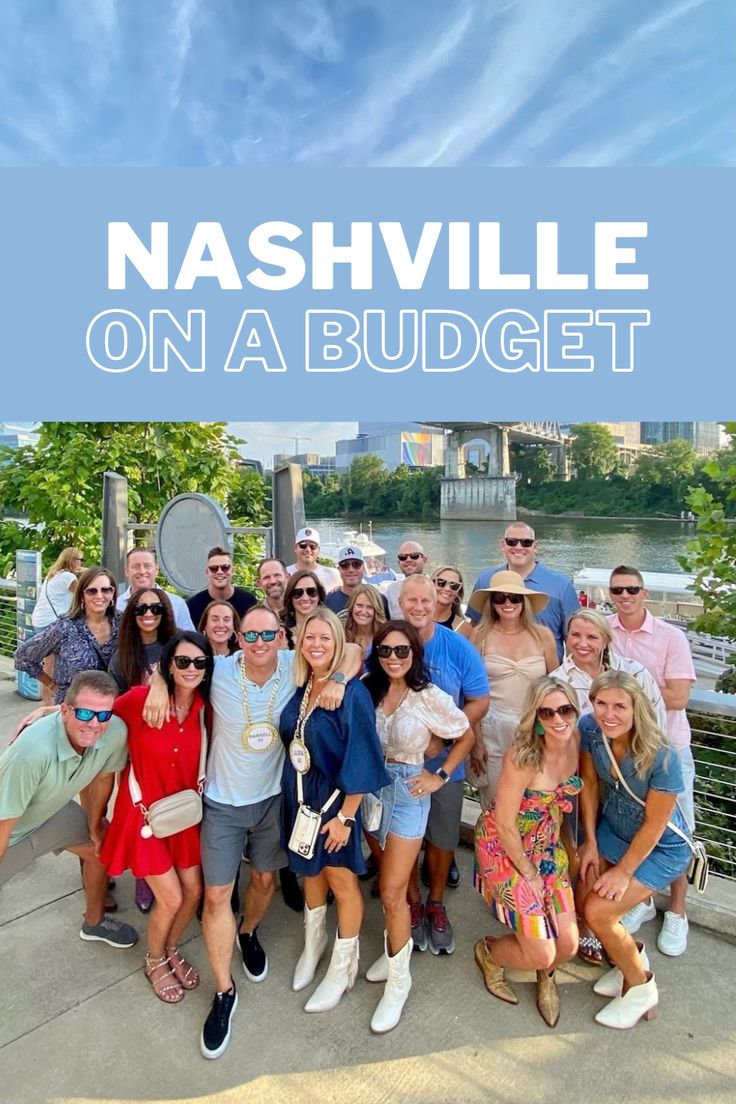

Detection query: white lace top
(376, 683), (469, 766)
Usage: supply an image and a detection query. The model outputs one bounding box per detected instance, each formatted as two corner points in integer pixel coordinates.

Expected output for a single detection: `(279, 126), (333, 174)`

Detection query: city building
(273, 452), (336, 478)
(640, 422), (721, 456)
(336, 422), (445, 473)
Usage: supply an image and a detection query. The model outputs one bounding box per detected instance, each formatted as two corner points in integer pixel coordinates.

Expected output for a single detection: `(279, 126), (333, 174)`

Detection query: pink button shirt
(607, 610), (695, 749)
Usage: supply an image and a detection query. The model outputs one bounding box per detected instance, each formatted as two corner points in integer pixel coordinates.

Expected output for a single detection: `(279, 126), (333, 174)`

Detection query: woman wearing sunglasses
(459, 570), (558, 809)
(281, 570), (326, 650)
(101, 631), (213, 1004)
(343, 583), (386, 665)
(431, 565), (467, 630)
(474, 676), (581, 1028)
(578, 671), (691, 1029)
(198, 600), (242, 656)
(15, 566), (120, 704)
(280, 609), (390, 1015)
(363, 620), (473, 1032)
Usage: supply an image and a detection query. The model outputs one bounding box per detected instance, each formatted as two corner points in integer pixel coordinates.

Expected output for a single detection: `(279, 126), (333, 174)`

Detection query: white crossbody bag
(128, 709), (208, 840)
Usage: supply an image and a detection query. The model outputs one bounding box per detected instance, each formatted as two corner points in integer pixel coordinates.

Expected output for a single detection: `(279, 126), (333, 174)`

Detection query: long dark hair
(158, 631), (214, 702)
(281, 570), (326, 633)
(115, 587), (176, 690)
(363, 620), (430, 705)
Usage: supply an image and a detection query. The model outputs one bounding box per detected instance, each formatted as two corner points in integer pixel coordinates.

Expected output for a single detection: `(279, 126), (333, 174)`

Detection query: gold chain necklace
(239, 657), (280, 752)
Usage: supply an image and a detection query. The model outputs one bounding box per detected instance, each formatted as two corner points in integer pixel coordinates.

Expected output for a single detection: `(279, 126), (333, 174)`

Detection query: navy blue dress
(280, 678), (391, 877)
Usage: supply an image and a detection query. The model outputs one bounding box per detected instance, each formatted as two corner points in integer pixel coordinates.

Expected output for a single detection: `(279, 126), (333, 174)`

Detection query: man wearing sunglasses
(325, 545), (389, 616)
(286, 527), (341, 592)
(142, 603), (362, 1059)
(607, 564), (696, 958)
(468, 523), (578, 659)
(386, 540), (428, 618)
(186, 546), (258, 628)
(117, 547), (195, 630)
(0, 671), (139, 949)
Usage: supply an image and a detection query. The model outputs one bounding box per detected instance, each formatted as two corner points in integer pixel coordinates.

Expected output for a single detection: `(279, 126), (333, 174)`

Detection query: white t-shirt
(31, 572), (76, 628)
(205, 649), (296, 807)
(286, 562), (341, 591)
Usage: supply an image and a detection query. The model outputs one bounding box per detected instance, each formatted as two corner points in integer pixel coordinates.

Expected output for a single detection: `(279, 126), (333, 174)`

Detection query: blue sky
(0, 0), (732, 168)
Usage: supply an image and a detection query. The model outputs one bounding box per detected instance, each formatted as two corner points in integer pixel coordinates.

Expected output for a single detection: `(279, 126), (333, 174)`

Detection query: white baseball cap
(295, 527), (320, 544)
(337, 545), (365, 564)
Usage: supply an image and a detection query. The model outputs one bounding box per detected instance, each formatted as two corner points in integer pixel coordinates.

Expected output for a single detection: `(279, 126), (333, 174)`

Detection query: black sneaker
(200, 984), (238, 1060)
(446, 857), (461, 889)
(238, 925), (268, 982)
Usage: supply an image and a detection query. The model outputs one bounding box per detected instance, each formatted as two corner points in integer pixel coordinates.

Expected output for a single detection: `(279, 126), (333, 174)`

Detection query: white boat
(321, 524), (398, 586)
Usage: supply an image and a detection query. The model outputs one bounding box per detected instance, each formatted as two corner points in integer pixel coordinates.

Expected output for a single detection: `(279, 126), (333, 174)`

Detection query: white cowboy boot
(304, 933), (359, 1013)
(292, 904), (328, 992)
(593, 942), (650, 997)
(366, 940), (389, 983)
(370, 935), (412, 1034)
(595, 972), (658, 1029)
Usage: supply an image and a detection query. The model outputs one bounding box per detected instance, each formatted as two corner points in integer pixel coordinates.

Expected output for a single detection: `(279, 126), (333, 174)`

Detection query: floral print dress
(474, 776), (582, 940)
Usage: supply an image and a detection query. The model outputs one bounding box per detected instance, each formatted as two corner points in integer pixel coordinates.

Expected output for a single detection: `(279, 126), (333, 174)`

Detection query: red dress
(101, 685), (204, 877)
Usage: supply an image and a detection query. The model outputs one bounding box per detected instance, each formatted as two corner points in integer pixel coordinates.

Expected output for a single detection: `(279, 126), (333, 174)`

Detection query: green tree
(510, 443), (556, 486)
(0, 422), (241, 572)
(227, 466), (270, 526)
(569, 423), (618, 480)
(342, 455), (387, 514)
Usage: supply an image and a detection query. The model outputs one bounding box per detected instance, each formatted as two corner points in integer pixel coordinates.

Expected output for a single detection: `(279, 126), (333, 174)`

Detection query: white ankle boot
(370, 935), (412, 1033)
(593, 942), (649, 997)
(292, 904), (328, 992)
(595, 972), (658, 1029)
(304, 933), (359, 1013)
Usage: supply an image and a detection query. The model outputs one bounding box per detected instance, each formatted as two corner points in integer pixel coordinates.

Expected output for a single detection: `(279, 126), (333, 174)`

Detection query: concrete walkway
(1, 665), (734, 1104)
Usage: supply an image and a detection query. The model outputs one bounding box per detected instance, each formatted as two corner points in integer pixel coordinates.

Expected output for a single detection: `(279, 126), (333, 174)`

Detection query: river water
(312, 515), (697, 584)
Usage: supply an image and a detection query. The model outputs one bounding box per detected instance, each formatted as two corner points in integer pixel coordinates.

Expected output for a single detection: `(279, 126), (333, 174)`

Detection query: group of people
(1, 519), (698, 1057)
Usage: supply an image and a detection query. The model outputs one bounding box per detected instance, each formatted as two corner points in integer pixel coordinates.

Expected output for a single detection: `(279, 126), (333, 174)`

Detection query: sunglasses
(85, 585), (114, 596)
(298, 542), (318, 551)
(292, 586), (319, 599)
(242, 629), (278, 643)
(207, 563), (232, 574)
(172, 655), (209, 670)
(490, 592), (524, 605)
(504, 538), (534, 548)
(610, 585), (643, 595)
(73, 707), (113, 723)
(340, 560), (363, 570)
(398, 552), (423, 561)
(537, 704), (577, 720)
(132, 602), (164, 617)
(436, 578), (462, 592)
(376, 644), (412, 659)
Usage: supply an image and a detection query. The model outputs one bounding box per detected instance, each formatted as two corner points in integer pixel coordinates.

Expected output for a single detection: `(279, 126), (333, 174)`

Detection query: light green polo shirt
(0, 711), (128, 846)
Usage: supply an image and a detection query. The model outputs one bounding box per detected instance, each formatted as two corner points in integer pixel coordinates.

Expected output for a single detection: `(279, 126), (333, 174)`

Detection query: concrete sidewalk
(1, 665), (734, 1104)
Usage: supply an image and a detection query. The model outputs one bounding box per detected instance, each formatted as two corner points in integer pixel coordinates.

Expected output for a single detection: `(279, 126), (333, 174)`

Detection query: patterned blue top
(15, 614), (120, 703)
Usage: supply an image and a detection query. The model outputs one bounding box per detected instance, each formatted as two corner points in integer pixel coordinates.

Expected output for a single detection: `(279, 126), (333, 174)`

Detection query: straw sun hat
(467, 569), (549, 617)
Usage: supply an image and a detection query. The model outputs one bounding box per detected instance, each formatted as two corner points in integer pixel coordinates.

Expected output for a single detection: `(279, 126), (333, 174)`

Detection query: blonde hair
(471, 588), (544, 652)
(293, 608), (346, 687)
(431, 565), (465, 619)
(512, 677), (580, 770)
(566, 608), (614, 668)
(589, 670), (667, 777)
(344, 584), (386, 643)
(46, 547), (82, 580)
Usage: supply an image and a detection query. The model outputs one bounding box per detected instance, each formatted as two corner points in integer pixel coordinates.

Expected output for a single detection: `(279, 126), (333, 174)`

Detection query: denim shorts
(371, 761), (430, 847)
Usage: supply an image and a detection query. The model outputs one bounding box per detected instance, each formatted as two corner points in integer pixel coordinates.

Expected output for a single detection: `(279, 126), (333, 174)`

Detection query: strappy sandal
(167, 945), (200, 990)
(144, 954), (185, 1003)
(578, 933), (605, 966)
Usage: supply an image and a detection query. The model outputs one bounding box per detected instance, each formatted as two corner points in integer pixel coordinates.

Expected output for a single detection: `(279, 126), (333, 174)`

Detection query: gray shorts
(425, 779), (464, 852)
(0, 801), (90, 888)
(201, 793), (286, 887)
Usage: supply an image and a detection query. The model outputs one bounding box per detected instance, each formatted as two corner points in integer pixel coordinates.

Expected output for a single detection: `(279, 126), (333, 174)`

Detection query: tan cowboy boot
(474, 938), (518, 1005)
(536, 969), (560, 1027)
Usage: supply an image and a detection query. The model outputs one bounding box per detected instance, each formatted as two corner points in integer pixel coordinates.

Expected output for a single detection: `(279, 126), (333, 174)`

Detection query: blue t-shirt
(468, 560), (579, 659)
(422, 624), (489, 781)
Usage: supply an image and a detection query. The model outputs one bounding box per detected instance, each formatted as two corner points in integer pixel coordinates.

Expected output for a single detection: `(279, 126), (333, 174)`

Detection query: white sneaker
(621, 898), (656, 934)
(657, 911), (688, 956)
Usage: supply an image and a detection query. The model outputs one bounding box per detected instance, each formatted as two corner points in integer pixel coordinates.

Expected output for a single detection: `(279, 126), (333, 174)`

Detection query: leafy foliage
(569, 423), (618, 479)
(304, 457), (442, 520)
(510, 443), (556, 486)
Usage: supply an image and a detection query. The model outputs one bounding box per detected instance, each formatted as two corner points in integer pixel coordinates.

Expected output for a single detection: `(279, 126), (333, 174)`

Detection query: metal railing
(124, 524), (272, 593)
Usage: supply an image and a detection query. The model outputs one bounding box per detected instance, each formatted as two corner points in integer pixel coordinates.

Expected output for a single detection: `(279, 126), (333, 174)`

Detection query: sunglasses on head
(298, 541), (318, 551)
(436, 578), (461, 592)
(537, 704), (577, 720)
(85, 585), (114, 596)
(207, 563), (232, 574)
(292, 586), (318, 599)
(376, 644), (412, 659)
(72, 707), (113, 723)
(173, 655), (209, 670)
(132, 602), (164, 617)
(340, 560), (363, 570)
(398, 552), (423, 561)
(242, 629), (278, 643)
(490, 591), (524, 605)
(504, 538), (534, 548)
(610, 585), (643, 595)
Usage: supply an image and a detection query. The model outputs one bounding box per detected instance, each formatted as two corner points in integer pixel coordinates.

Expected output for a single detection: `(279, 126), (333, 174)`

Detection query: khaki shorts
(0, 801), (90, 888)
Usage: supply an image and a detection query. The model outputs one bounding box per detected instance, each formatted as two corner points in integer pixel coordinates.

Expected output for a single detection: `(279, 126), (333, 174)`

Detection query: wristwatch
(435, 768), (450, 784)
(330, 671), (347, 685)
(337, 811), (356, 828)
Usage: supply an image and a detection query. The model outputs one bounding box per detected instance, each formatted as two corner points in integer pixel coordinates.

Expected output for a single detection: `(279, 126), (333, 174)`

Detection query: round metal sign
(156, 493), (230, 595)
